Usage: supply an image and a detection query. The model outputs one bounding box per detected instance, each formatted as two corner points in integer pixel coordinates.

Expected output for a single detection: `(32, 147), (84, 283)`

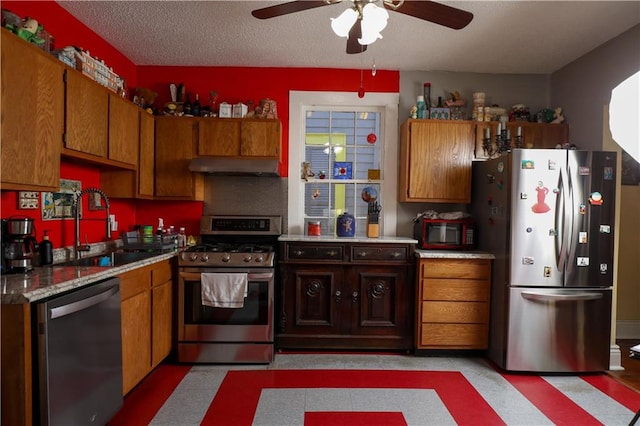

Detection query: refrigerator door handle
(521, 291), (603, 302)
(556, 167), (570, 271)
(565, 159), (578, 275)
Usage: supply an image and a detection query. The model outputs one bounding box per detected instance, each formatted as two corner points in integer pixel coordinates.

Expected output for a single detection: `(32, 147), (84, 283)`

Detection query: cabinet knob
(357, 251), (367, 257)
(293, 250), (304, 256)
(352, 291), (359, 303)
(334, 290), (341, 303)
(391, 251), (402, 258)
(328, 250), (338, 257)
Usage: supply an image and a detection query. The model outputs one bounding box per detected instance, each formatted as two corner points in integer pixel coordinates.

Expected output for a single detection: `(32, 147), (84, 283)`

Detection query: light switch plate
(18, 191), (39, 209)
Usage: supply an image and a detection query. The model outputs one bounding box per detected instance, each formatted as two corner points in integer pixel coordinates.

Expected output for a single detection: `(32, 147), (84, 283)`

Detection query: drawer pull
(334, 290), (342, 303)
(357, 251), (367, 257)
(328, 250), (338, 257)
(391, 251), (402, 258)
(352, 291), (359, 303)
(293, 250), (304, 256)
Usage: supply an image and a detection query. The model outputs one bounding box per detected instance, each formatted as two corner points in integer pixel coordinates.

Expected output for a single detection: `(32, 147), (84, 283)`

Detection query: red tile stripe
(304, 411), (407, 426)
(501, 373), (602, 426)
(201, 370), (506, 426)
(108, 364), (192, 426)
(580, 374), (640, 411)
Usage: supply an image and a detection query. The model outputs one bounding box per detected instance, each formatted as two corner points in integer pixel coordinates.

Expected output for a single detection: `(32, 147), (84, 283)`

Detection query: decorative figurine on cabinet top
(337, 211), (355, 237)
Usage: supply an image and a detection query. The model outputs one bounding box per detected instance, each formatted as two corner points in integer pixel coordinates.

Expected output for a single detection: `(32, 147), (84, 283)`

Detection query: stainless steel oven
(176, 215), (281, 364)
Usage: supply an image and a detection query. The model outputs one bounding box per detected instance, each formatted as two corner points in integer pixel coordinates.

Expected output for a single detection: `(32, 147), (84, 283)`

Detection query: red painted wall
(1, 1), (399, 250)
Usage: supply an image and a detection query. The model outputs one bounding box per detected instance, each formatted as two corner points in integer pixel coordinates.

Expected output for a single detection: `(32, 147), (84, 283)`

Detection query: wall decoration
(333, 162), (352, 180)
(42, 179), (81, 220)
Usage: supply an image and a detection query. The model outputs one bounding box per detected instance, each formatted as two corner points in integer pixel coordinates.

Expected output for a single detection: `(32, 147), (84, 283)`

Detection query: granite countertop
(1, 252), (176, 304)
(415, 249), (495, 259)
(279, 235), (418, 244)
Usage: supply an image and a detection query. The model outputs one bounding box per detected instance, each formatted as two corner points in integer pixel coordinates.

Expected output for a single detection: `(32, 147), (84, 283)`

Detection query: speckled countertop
(278, 235), (418, 244)
(415, 249), (495, 259)
(1, 252), (176, 304)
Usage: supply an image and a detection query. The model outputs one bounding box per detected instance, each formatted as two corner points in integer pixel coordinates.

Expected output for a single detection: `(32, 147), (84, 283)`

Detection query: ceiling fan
(252, 0), (473, 54)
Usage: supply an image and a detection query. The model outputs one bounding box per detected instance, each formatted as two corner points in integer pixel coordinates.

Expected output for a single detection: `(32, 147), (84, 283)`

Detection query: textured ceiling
(57, 1), (640, 74)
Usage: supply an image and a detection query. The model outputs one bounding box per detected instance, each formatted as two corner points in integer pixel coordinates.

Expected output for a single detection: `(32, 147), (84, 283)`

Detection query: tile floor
(110, 353), (640, 426)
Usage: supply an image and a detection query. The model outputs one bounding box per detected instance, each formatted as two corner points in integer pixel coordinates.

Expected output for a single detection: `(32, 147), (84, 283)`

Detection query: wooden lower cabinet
(278, 242), (415, 350)
(120, 259), (174, 395)
(416, 257), (491, 350)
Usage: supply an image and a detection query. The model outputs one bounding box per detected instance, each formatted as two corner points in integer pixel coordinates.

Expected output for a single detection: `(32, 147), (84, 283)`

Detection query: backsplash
(203, 176), (288, 230)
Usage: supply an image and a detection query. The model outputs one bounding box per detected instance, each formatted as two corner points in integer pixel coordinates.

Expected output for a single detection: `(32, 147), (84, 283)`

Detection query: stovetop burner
(185, 243), (274, 254)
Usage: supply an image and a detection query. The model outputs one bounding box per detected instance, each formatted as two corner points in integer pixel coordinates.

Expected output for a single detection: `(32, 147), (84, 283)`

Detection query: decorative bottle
(416, 96), (426, 120)
(192, 94), (201, 117)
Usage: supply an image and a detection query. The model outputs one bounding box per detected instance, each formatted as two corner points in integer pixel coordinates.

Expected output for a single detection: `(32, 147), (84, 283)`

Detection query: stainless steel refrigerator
(471, 149), (617, 372)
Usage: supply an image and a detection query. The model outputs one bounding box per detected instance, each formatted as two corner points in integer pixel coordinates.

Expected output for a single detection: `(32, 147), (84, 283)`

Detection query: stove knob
(254, 255), (264, 263)
(222, 254), (231, 263)
(189, 254), (199, 262)
(243, 255), (252, 263)
(200, 254), (209, 262)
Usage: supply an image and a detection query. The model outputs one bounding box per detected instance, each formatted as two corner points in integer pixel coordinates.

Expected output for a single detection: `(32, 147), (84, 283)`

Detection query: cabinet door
(280, 265), (343, 336)
(399, 120), (475, 203)
(108, 94), (140, 166)
(64, 70), (109, 157)
(1, 30), (64, 191)
(138, 111), (155, 197)
(198, 119), (241, 156)
(350, 266), (412, 340)
(121, 291), (151, 395)
(151, 280), (173, 368)
(155, 117), (203, 199)
(240, 120), (281, 157)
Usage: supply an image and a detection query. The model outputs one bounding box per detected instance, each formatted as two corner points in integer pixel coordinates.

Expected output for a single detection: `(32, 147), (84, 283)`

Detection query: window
(288, 91), (399, 236)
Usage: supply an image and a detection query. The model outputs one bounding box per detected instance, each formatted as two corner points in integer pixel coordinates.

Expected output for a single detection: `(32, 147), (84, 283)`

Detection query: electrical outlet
(18, 191), (39, 209)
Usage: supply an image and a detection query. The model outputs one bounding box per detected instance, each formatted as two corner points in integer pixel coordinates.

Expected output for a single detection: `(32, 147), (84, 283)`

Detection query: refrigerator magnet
(579, 166), (590, 175)
(543, 266), (552, 277)
(579, 203), (586, 214)
(577, 257), (590, 266)
(497, 162), (504, 173)
(600, 263), (608, 274)
(604, 167), (614, 180)
(548, 160), (556, 170)
(589, 192), (603, 205)
(522, 160), (534, 169)
(579, 231), (588, 243)
(599, 224), (611, 233)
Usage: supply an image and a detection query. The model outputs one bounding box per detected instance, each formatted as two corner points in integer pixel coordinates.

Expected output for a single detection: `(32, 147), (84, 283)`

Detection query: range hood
(189, 157), (280, 176)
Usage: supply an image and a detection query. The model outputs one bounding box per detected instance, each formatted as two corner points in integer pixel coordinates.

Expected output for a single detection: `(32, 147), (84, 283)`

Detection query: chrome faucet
(73, 187), (111, 259)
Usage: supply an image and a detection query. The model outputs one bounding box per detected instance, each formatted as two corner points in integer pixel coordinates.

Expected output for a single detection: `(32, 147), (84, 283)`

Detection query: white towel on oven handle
(200, 273), (248, 308)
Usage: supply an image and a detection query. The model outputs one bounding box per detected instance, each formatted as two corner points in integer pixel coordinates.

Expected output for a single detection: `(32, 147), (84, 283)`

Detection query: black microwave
(414, 218), (476, 250)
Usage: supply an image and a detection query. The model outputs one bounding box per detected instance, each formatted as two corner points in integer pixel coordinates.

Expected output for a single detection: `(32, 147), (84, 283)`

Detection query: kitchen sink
(54, 251), (160, 268)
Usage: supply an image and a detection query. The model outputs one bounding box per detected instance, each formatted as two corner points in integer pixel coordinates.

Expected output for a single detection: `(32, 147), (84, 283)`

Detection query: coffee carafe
(2, 217), (38, 274)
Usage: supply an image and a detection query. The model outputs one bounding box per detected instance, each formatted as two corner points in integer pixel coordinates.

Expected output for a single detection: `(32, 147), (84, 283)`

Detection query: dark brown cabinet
(278, 241), (415, 350)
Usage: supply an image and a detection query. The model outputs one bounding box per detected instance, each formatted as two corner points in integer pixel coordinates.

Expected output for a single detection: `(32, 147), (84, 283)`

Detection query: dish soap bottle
(39, 230), (53, 266)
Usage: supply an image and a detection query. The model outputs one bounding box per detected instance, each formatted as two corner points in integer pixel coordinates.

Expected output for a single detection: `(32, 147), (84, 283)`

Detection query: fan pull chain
(358, 57), (365, 98)
(372, 58), (377, 76)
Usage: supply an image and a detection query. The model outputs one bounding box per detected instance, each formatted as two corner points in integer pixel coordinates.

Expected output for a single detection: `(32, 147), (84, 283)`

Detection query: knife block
(366, 222), (379, 238)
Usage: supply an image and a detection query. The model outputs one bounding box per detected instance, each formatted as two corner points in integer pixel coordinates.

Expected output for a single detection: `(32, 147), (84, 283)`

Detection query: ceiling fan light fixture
(331, 7), (358, 38)
(358, 2), (389, 45)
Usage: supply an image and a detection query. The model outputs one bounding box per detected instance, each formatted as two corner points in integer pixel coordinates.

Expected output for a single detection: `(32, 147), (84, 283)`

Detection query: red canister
(307, 221), (321, 236)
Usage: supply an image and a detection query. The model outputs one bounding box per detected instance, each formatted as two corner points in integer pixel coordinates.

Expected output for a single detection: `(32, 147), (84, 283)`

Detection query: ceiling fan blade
(346, 19), (367, 54)
(386, 0), (473, 30)
(252, 1), (333, 19)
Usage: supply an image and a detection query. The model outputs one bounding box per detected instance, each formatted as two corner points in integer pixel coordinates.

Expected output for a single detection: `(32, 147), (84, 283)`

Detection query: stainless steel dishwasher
(35, 277), (123, 425)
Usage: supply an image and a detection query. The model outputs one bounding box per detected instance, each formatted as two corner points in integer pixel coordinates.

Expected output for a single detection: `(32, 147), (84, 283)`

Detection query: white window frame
(288, 90), (399, 236)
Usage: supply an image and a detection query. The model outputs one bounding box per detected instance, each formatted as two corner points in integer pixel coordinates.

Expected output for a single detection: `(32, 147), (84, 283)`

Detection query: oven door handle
(179, 271), (273, 281)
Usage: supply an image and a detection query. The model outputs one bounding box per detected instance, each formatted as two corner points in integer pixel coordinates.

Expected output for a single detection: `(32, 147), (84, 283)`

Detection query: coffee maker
(2, 217), (38, 274)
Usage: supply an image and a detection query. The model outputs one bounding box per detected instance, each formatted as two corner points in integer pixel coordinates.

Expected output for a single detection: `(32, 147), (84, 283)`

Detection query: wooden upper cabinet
(198, 119), (241, 156)
(399, 120), (475, 203)
(108, 94), (140, 166)
(155, 117), (204, 200)
(1, 29), (64, 191)
(240, 119), (281, 157)
(64, 69), (109, 157)
(138, 112), (155, 197)
(198, 118), (281, 158)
